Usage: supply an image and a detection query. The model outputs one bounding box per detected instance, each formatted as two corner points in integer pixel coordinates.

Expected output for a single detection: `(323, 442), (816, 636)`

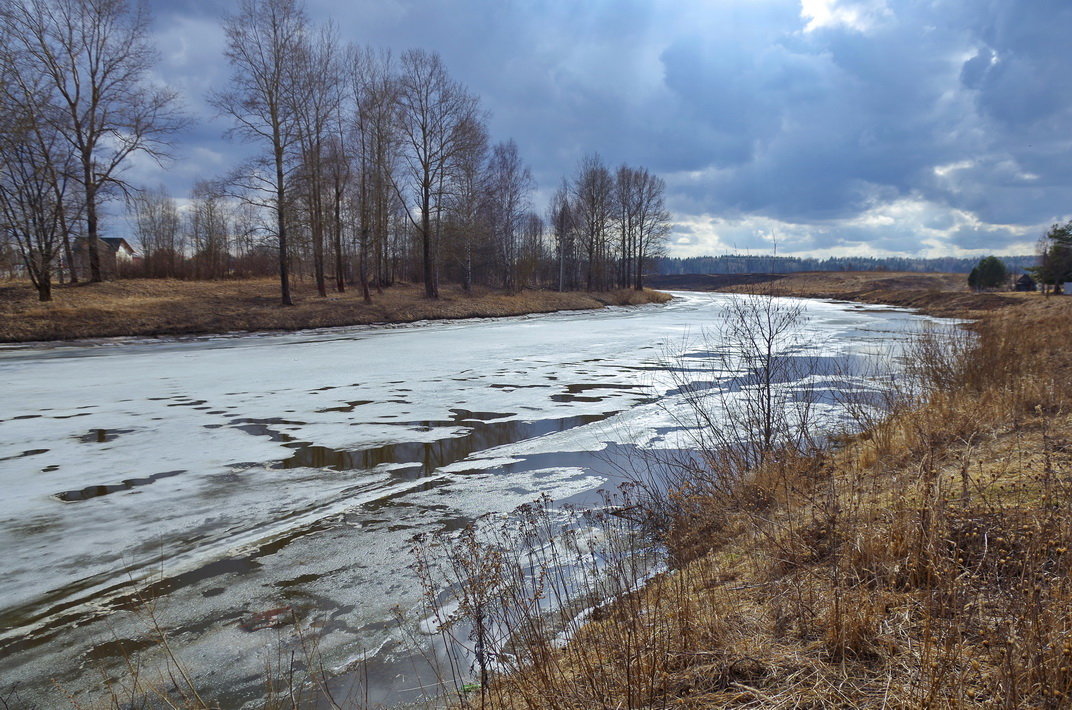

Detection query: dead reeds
(37, 287), (1072, 708)
(421, 293), (1072, 708)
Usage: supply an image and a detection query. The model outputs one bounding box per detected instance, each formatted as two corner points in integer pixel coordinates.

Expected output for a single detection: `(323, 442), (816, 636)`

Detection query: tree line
(658, 254), (1040, 276)
(1030, 221), (1072, 293)
(0, 0), (671, 303)
(962, 227), (1072, 293)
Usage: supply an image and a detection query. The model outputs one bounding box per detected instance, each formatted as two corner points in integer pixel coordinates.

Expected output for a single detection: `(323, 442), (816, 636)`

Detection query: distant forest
(657, 254), (1038, 275)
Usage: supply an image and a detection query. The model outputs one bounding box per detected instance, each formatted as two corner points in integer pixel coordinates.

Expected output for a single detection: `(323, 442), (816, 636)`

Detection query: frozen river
(0, 292), (937, 706)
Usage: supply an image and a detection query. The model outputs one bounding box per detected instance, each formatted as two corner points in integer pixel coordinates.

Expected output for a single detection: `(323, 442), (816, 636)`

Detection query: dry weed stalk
(417, 295), (1072, 708)
(56, 572), (363, 710)
(42, 293), (1072, 708)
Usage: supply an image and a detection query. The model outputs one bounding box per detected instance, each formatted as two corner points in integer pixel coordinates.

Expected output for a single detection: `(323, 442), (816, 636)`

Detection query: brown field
(649, 270), (1028, 317)
(0, 278), (671, 343)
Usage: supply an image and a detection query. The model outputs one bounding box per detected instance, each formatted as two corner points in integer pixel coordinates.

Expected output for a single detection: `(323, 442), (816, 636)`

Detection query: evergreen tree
(969, 255), (1007, 290)
(1034, 221), (1072, 293)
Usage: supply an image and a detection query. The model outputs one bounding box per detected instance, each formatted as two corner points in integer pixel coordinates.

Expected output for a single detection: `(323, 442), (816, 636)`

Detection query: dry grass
(464, 293), (1072, 708)
(650, 271), (1028, 318)
(33, 274), (1072, 708)
(0, 278), (671, 342)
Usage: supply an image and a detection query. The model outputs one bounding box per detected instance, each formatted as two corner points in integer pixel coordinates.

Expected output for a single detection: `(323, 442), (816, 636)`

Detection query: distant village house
(71, 237), (138, 278)
(1014, 273), (1037, 292)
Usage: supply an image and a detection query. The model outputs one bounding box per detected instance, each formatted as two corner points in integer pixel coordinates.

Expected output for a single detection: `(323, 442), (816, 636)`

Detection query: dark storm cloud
(140, 0), (1072, 256)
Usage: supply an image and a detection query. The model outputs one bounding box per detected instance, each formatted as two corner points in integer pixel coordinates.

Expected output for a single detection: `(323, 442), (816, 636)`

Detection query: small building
(72, 237), (137, 278)
(1014, 273), (1037, 292)
(103, 238), (136, 264)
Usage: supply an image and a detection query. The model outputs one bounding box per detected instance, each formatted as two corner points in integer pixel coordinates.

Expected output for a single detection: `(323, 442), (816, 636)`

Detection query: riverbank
(478, 285), (1072, 706)
(648, 270), (1025, 317)
(0, 278), (671, 342)
(16, 273), (1072, 707)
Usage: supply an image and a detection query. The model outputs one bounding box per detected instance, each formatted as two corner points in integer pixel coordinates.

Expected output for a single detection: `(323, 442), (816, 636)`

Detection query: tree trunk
(37, 272), (52, 301)
(312, 219), (327, 297)
(360, 228), (372, 304)
(557, 237), (564, 292)
(635, 236), (644, 291)
(274, 140), (293, 306)
(421, 182), (437, 299)
(586, 234), (594, 291)
(310, 163), (327, 298)
(333, 175), (345, 293)
(464, 236), (472, 294)
(83, 171), (102, 282)
(61, 218), (76, 284)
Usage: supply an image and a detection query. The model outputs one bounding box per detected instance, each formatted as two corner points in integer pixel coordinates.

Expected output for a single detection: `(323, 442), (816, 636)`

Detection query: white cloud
(800, 0), (892, 34)
(669, 196), (1039, 259)
(932, 160), (975, 178)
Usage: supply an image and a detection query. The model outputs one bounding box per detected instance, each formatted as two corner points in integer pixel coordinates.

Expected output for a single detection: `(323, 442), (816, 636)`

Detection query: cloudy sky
(140, 0), (1072, 258)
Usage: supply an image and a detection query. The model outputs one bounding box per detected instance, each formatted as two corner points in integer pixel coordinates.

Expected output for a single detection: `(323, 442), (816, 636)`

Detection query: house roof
(73, 236), (135, 253)
(100, 238), (135, 253)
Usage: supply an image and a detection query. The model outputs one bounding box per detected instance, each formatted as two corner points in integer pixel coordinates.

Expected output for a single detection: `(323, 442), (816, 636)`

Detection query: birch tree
(549, 180), (576, 292)
(213, 0), (307, 305)
(394, 49), (480, 299)
(445, 115), (488, 292)
(572, 154), (613, 291)
(291, 24), (341, 298)
(485, 139), (534, 293)
(350, 47), (399, 301)
(632, 167), (670, 290)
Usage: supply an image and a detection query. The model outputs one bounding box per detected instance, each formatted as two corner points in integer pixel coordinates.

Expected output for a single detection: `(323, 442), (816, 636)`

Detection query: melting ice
(0, 292), (944, 707)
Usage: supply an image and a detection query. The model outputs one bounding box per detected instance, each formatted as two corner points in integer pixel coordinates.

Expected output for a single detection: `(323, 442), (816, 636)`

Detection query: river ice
(0, 291), (942, 706)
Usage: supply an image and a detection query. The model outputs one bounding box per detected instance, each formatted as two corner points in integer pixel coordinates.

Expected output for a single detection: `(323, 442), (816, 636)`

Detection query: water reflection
(280, 412), (615, 476)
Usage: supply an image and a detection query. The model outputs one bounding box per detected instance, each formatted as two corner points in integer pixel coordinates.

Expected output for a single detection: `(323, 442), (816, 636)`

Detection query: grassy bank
(470, 285), (1072, 707)
(0, 278), (671, 342)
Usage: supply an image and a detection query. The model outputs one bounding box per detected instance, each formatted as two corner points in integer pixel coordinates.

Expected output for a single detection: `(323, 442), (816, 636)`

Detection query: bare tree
(444, 115), (488, 293)
(631, 168), (670, 290)
(291, 23), (342, 298)
(0, 58), (78, 300)
(213, 0), (308, 305)
(1, 0), (184, 283)
(188, 180), (230, 279)
(485, 139), (534, 293)
(323, 134), (351, 294)
(231, 200), (276, 277)
(572, 154), (614, 291)
(614, 164), (638, 289)
(130, 185), (182, 277)
(518, 211), (545, 288)
(350, 46), (400, 301)
(613, 165), (670, 290)
(549, 179), (576, 292)
(673, 293), (819, 476)
(394, 49), (481, 299)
